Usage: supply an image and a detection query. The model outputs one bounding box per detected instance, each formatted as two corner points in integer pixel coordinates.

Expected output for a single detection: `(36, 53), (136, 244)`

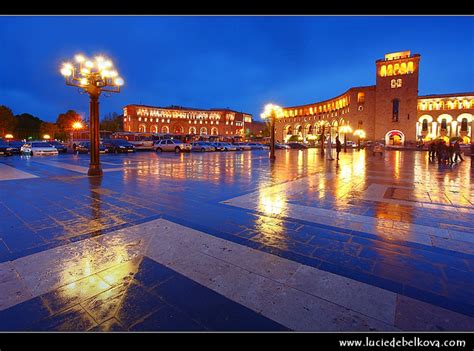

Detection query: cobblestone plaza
(0, 149), (473, 331)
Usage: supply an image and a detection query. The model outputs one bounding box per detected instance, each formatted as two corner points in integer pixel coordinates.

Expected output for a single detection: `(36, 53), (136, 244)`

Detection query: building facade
(123, 105), (253, 137)
(276, 51), (474, 145)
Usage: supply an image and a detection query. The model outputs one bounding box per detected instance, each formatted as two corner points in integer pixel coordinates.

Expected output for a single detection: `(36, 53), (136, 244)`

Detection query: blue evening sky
(0, 16), (473, 122)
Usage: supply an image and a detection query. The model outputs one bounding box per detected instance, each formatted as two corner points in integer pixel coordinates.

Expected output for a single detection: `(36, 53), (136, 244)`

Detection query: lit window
(380, 65), (387, 77)
(407, 61), (414, 74)
(357, 92), (365, 104)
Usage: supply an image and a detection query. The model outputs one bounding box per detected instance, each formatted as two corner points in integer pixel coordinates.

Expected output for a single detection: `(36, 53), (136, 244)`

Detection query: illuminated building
(123, 105), (253, 137)
(276, 51), (474, 145)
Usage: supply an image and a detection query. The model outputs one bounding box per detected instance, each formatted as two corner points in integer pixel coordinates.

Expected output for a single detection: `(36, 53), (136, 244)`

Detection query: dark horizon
(1, 16), (473, 122)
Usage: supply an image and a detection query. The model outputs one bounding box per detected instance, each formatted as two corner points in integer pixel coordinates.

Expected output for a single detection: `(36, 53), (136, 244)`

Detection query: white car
(232, 142), (252, 151)
(215, 142), (238, 151)
(21, 141), (59, 156)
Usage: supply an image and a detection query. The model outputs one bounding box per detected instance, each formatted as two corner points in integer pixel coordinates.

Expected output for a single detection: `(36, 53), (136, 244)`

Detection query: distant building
(123, 105), (253, 137)
(276, 51), (474, 145)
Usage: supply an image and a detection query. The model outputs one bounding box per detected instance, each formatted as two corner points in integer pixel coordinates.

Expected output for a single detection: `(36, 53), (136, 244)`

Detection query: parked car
(6, 140), (24, 154)
(48, 140), (68, 154)
(232, 142), (252, 151)
(75, 141), (108, 154)
(346, 141), (356, 148)
(153, 139), (192, 153)
(287, 142), (308, 149)
(0, 141), (14, 156)
(21, 141), (59, 156)
(190, 141), (215, 152)
(244, 143), (269, 150)
(373, 143), (384, 156)
(102, 139), (136, 153)
(214, 142), (238, 151)
(275, 143), (291, 149)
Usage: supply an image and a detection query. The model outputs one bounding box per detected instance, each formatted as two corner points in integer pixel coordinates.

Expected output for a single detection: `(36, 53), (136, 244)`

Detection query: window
(357, 92), (365, 104)
(407, 61), (414, 74)
(392, 99), (400, 122)
(461, 118), (468, 131)
(422, 119), (428, 131)
(380, 65), (387, 77)
(441, 119), (447, 130)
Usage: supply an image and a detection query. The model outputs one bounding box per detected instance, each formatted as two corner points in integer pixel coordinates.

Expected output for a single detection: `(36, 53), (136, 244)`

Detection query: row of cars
(152, 140), (270, 153)
(0, 139), (272, 156)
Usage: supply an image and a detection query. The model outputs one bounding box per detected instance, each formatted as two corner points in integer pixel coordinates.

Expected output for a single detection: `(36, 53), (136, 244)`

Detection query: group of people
(428, 139), (464, 164)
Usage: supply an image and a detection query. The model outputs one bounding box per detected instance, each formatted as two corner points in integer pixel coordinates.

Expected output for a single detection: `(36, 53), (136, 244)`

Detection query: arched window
(151, 125), (158, 133)
(400, 62), (407, 74)
(392, 99), (400, 122)
(211, 127), (218, 135)
(200, 127), (207, 135)
(387, 64), (393, 76)
(461, 118), (468, 131)
(162, 126), (169, 133)
(422, 119), (428, 131)
(380, 65), (387, 77)
(393, 63), (400, 75)
(441, 119), (447, 130)
(189, 127), (196, 134)
(407, 61), (414, 73)
(139, 124), (146, 133)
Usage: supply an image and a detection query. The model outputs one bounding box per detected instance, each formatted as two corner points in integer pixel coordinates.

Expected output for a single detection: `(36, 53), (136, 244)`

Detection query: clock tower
(375, 51), (421, 145)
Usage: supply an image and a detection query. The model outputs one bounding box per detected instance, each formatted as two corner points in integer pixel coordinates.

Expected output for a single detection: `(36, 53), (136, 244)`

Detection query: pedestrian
(447, 142), (455, 164)
(454, 140), (464, 162)
(429, 141), (436, 160)
(72, 142), (77, 153)
(326, 133), (334, 160)
(335, 135), (342, 160)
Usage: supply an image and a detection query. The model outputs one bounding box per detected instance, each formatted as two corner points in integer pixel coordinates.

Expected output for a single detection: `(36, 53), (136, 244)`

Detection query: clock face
(391, 78), (402, 88)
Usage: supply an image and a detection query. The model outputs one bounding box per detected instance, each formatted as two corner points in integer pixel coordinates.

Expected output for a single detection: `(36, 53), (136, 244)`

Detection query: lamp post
(261, 103), (283, 161)
(353, 129), (366, 151)
(70, 121), (83, 151)
(60, 54), (124, 176)
(339, 125), (353, 152)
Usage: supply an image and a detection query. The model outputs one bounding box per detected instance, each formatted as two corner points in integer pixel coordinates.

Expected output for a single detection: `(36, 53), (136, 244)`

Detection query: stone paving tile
(395, 295), (474, 331)
(1, 151), (474, 330)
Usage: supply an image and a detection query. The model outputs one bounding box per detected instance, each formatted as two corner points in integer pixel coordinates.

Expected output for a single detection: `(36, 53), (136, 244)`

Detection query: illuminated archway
(211, 127), (218, 135)
(200, 127), (207, 135)
(189, 127), (197, 134)
(174, 125), (184, 134)
(139, 124), (146, 133)
(385, 130), (405, 146)
(161, 126), (169, 133)
(151, 125), (158, 133)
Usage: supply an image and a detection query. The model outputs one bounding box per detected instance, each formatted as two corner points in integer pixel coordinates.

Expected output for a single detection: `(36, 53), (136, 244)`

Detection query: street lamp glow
(261, 103), (284, 161)
(43, 134), (51, 140)
(59, 52), (123, 176)
(72, 122), (83, 130)
(4, 134), (13, 139)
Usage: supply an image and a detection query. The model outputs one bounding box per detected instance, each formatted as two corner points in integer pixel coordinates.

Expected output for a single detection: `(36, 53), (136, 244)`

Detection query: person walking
(454, 140), (464, 162)
(447, 142), (455, 164)
(335, 135), (342, 160)
(326, 133), (334, 160)
(429, 141), (436, 160)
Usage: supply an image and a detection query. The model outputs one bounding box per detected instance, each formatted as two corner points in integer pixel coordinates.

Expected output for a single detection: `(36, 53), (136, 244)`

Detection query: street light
(353, 129), (366, 150)
(70, 121), (84, 150)
(261, 103), (284, 161)
(339, 125), (353, 152)
(60, 54), (123, 176)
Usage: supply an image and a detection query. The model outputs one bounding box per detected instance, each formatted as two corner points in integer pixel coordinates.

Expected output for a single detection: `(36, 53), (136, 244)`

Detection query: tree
(14, 113), (43, 140)
(55, 110), (83, 141)
(40, 122), (58, 140)
(100, 112), (123, 132)
(0, 105), (17, 137)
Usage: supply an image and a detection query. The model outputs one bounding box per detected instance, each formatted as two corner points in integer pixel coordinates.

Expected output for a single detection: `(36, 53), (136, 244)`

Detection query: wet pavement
(0, 149), (474, 331)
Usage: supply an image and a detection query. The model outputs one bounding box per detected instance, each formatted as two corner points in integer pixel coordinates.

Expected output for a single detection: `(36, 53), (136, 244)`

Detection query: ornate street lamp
(339, 125), (353, 152)
(353, 129), (366, 151)
(60, 54), (124, 176)
(261, 103), (284, 161)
